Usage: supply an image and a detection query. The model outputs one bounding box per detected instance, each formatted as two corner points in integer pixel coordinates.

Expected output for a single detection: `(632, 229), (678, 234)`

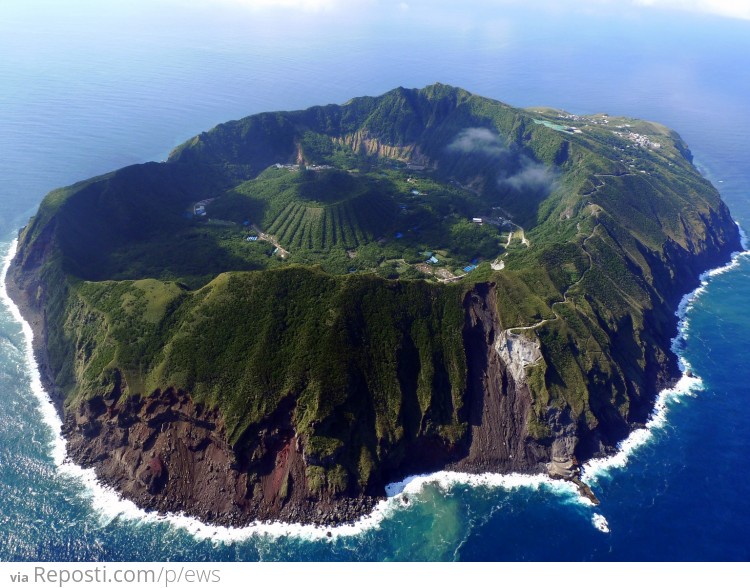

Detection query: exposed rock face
(453, 283), (549, 474)
(63, 387), (377, 526)
(334, 132), (431, 166)
(545, 407), (580, 465)
(495, 330), (542, 385)
(58, 283), (554, 526)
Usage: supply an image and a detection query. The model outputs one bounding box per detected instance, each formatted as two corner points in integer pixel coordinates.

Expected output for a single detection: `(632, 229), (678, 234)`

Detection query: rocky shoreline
(4, 256), (379, 527)
(4, 248), (62, 415)
(3, 250), (556, 527)
(4, 212), (741, 529)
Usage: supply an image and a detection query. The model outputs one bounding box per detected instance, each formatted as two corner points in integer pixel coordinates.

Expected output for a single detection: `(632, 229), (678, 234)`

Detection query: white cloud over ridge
(447, 128), (508, 157)
(447, 128), (557, 194)
(501, 158), (557, 193)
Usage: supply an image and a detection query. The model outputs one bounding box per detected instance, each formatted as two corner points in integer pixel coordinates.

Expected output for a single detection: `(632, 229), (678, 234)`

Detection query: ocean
(1, 0), (748, 561)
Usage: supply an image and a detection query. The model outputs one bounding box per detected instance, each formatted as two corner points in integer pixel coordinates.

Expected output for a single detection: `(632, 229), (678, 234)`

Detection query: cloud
(191, 0), (375, 12)
(427, 0), (750, 21)
(554, 0), (750, 20)
(631, 0), (750, 20)
(447, 128), (556, 195)
(163, 0), (750, 20)
(447, 128), (508, 157)
(500, 157), (557, 194)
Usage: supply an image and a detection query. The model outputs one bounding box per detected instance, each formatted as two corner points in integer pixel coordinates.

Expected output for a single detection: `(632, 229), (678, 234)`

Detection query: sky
(4, 0), (749, 41)
(183, 0), (750, 20)
(7, 0), (749, 20)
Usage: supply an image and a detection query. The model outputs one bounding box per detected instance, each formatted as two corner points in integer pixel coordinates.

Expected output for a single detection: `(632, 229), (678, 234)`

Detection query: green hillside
(61, 269), (468, 490)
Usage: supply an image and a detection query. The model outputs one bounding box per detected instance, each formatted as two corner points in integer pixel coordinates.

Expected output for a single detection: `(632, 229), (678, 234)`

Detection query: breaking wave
(0, 239), (585, 543)
(2, 226), (747, 543)
(582, 227), (749, 483)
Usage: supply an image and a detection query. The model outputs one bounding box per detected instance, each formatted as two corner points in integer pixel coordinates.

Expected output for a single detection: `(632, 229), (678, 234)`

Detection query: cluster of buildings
(475, 211), (514, 230)
(555, 113), (662, 150)
(612, 129), (662, 150)
(272, 163), (334, 171)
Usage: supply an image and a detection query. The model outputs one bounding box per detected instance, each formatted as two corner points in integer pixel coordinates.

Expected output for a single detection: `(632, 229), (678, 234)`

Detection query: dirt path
(581, 171), (635, 197)
(481, 170), (639, 333)
(509, 225), (599, 335)
(252, 224), (290, 258)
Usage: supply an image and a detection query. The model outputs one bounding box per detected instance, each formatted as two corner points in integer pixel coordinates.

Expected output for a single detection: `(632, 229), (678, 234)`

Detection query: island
(6, 84), (740, 527)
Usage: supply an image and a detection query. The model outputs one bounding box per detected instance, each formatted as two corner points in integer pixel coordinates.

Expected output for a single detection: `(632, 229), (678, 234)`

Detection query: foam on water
(385, 470), (588, 504)
(581, 370), (702, 482)
(0, 239), (586, 544)
(2, 226), (747, 544)
(582, 228), (749, 483)
(591, 513), (610, 533)
(0, 239), (383, 542)
(0, 240), (67, 468)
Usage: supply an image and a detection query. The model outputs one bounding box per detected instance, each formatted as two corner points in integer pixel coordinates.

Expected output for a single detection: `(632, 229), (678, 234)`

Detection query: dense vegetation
(14, 83), (740, 496)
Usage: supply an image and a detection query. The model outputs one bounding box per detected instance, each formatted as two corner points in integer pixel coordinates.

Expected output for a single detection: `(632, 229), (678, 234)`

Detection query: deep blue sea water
(1, 1), (749, 561)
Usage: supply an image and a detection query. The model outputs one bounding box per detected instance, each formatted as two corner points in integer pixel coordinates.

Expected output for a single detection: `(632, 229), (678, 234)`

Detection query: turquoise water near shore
(1, 1), (749, 561)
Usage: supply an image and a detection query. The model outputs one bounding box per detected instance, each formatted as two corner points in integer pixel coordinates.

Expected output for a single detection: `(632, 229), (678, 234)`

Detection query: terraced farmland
(212, 167), (399, 251)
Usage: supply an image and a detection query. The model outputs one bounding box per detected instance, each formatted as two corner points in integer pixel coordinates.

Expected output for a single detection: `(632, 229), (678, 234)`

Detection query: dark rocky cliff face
(574, 201), (742, 460)
(63, 388), (377, 526)
(58, 282), (551, 525)
(455, 283), (549, 473)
